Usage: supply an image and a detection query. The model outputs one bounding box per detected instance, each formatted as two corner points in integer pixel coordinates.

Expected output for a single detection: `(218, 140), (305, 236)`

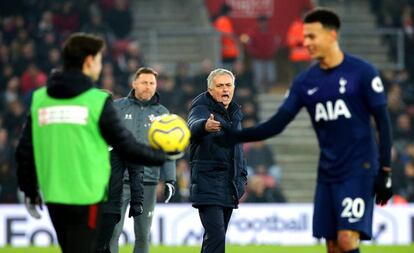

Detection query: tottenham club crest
(339, 77), (347, 94)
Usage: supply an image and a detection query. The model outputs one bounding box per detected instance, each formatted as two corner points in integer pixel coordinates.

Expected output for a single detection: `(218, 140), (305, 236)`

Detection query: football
(148, 114), (191, 153)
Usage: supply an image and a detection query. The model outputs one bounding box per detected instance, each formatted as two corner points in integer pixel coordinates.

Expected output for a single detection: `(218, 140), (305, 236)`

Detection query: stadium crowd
(0, 0), (284, 205)
(1, 0), (414, 205)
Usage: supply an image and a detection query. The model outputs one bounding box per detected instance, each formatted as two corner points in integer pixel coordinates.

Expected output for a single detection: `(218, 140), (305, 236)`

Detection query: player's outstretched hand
(164, 181), (176, 203)
(24, 194), (43, 219)
(374, 169), (393, 206)
(128, 202), (143, 217)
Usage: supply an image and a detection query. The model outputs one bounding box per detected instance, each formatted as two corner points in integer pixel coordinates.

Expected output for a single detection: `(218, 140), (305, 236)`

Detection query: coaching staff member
(187, 68), (247, 253)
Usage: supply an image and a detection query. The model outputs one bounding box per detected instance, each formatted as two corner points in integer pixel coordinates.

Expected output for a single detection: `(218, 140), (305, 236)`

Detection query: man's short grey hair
(207, 68), (235, 88)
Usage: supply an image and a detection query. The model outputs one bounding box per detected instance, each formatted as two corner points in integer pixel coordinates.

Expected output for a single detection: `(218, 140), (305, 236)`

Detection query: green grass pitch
(1, 245), (413, 253)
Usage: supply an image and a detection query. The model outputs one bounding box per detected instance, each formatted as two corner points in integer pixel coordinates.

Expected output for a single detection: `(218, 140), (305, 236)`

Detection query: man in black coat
(187, 68), (247, 253)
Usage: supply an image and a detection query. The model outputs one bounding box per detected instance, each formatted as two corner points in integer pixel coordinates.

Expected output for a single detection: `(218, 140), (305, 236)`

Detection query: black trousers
(95, 213), (120, 252)
(47, 203), (103, 253)
(95, 150), (144, 252)
(198, 205), (233, 253)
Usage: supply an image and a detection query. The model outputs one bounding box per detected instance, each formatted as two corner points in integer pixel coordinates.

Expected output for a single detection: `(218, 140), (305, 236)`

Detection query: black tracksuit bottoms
(198, 205), (233, 253)
(47, 203), (103, 253)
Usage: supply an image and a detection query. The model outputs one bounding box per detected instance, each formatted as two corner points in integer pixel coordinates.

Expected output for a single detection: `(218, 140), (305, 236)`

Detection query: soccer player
(15, 33), (169, 253)
(188, 68), (247, 253)
(225, 8), (392, 253)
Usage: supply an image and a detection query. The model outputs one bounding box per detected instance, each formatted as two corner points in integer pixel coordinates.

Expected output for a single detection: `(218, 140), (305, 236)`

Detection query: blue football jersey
(281, 54), (387, 182)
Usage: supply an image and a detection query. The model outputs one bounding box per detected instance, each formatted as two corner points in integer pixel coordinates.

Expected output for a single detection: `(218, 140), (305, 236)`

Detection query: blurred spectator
(125, 58), (141, 84)
(245, 141), (282, 183)
(37, 11), (56, 36)
(105, 0), (132, 39)
(0, 64), (15, 92)
(20, 62), (47, 95)
(52, 1), (80, 37)
(115, 40), (144, 86)
(192, 58), (213, 95)
(2, 17), (19, 44)
(286, 8), (311, 76)
(81, 11), (115, 46)
(375, 0), (402, 28)
(158, 75), (180, 113)
(41, 47), (61, 74)
(232, 60), (255, 97)
(241, 101), (258, 124)
(394, 113), (414, 144)
(391, 146), (409, 198)
(403, 143), (414, 202)
(102, 61), (115, 78)
(14, 41), (38, 75)
(178, 80), (198, 117)
(245, 175), (286, 203)
(402, 4), (414, 39)
(37, 31), (59, 65)
(171, 61), (194, 116)
(99, 61), (115, 89)
(0, 127), (18, 203)
(211, 4), (240, 69)
(13, 28), (32, 51)
(3, 100), (25, 140)
(402, 4), (414, 75)
(174, 61), (192, 90)
(387, 84), (404, 125)
(1, 77), (21, 111)
(380, 68), (396, 91)
(0, 45), (12, 68)
(244, 16), (280, 93)
(242, 118), (257, 129)
(405, 158), (414, 203)
(101, 74), (116, 94)
(396, 70), (414, 106)
(100, 61), (125, 97)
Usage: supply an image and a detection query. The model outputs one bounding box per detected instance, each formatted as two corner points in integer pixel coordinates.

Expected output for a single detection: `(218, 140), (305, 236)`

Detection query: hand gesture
(205, 114), (221, 133)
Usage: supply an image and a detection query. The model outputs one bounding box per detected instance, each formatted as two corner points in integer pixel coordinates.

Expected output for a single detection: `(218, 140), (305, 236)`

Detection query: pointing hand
(205, 114), (221, 133)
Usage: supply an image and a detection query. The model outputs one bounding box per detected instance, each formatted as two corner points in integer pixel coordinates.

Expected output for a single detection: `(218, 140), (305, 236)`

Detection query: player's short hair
(207, 68), (235, 88)
(304, 7), (341, 31)
(134, 67), (158, 80)
(62, 33), (105, 70)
